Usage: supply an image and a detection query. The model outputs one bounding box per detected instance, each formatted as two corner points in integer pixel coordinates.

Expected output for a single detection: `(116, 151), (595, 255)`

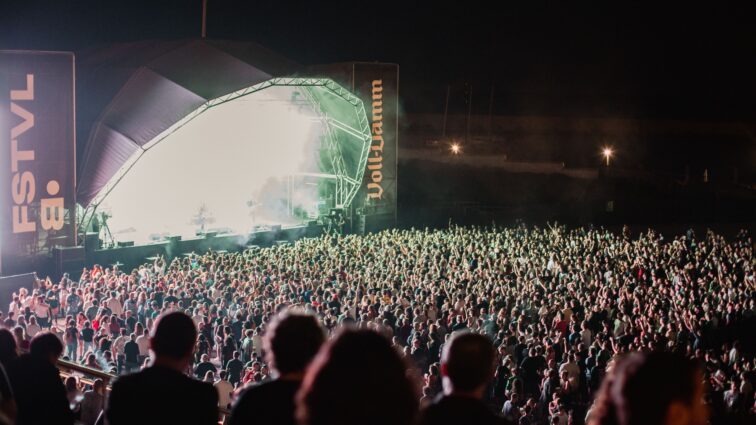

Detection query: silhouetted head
(149, 312), (197, 364)
(296, 328), (418, 425)
(30, 332), (64, 365)
(589, 351), (707, 425)
(441, 331), (496, 395)
(264, 310), (324, 376)
(0, 329), (18, 367)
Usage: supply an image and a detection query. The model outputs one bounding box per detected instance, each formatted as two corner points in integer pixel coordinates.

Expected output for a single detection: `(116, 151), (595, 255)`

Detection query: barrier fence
(56, 358), (232, 424)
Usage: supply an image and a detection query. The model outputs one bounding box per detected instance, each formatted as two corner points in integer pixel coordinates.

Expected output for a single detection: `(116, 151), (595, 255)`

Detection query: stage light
(95, 85), (334, 243)
(602, 146), (614, 166)
(450, 143), (461, 155)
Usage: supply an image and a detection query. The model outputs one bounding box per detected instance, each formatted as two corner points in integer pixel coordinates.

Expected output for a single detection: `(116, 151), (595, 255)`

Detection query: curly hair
(264, 309), (324, 374)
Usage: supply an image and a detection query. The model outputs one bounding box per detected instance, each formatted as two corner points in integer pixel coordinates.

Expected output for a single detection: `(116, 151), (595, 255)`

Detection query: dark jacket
(419, 394), (514, 425)
(7, 354), (74, 425)
(229, 379), (301, 425)
(107, 365), (218, 425)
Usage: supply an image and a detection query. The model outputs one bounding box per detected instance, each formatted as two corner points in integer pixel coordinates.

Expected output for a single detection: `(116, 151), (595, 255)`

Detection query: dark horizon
(2, 1), (755, 119)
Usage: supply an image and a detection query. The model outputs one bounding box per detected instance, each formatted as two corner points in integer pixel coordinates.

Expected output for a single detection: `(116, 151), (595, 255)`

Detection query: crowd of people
(0, 223), (753, 425)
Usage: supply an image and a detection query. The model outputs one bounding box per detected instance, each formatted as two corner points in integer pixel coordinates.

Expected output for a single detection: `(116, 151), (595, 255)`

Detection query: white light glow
(602, 146), (614, 166)
(98, 86), (326, 243)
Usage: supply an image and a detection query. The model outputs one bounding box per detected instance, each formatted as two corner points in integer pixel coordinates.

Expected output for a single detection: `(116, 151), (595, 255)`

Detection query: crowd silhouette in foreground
(0, 223), (753, 425)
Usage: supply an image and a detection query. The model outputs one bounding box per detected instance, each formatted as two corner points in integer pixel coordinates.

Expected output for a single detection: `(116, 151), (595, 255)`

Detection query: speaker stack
(84, 232), (101, 252)
(52, 246), (86, 277)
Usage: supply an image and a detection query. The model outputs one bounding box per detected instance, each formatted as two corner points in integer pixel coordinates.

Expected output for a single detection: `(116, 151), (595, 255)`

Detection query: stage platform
(70, 222), (323, 278)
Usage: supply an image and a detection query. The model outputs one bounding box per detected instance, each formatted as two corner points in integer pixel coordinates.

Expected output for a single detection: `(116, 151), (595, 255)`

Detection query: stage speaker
(53, 246), (86, 277)
(53, 246), (85, 262)
(356, 214), (367, 235)
(84, 232), (101, 252)
(356, 212), (394, 235)
(306, 220), (322, 237)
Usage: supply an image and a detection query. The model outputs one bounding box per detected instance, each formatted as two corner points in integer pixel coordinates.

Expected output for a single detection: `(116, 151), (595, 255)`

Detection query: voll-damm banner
(352, 63), (398, 222)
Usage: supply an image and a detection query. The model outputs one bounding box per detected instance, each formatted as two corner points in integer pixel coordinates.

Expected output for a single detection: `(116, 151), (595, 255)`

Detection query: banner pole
(201, 0), (207, 38)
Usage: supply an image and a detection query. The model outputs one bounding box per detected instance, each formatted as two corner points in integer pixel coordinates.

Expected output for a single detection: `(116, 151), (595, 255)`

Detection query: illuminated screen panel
(95, 82), (369, 243)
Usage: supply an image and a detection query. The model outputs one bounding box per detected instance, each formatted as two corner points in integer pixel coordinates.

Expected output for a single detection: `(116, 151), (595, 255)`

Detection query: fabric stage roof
(76, 39), (299, 206)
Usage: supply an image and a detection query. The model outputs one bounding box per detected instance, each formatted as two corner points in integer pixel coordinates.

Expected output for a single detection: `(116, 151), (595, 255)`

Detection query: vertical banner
(307, 62), (399, 231)
(0, 51), (76, 275)
(351, 63), (399, 227)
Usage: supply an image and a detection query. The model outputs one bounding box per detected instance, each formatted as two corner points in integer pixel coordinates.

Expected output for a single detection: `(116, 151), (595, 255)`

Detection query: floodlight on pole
(602, 146), (614, 166)
(450, 143), (461, 155)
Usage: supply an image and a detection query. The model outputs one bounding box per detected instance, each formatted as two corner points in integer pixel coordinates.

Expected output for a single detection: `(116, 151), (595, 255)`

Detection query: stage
(1, 44), (398, 279)
(75, 222), (324, 277)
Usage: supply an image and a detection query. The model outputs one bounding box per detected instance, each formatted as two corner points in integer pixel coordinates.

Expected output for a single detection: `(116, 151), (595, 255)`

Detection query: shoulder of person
(180, 369), (213, 387)
(108, 373), (138, 401)
(113, 368), (145, 387)
(417, 401), (442, 425)
(234, 379), (272, 401)
(198, 378), (219, 402)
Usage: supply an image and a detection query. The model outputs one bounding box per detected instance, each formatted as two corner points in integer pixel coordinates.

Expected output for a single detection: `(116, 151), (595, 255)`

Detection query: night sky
(1, 1), (755, 118)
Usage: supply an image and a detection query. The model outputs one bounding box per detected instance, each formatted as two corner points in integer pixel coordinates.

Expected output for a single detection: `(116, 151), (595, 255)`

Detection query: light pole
(201, 0), (207, 38)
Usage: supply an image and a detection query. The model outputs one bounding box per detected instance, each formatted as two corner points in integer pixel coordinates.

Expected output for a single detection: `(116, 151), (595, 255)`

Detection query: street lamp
(450, 143), (461, 155)
(602, 146), (613, 166)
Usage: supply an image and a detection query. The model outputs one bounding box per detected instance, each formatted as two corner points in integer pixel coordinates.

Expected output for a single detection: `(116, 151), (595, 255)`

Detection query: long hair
(296, 327), (418, 425)
(589, 351), (701, 425)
